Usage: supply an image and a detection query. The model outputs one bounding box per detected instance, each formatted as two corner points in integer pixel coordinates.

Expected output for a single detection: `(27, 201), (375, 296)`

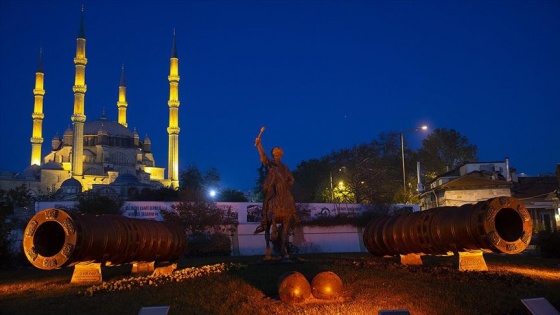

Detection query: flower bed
(79, 262), (246, 296)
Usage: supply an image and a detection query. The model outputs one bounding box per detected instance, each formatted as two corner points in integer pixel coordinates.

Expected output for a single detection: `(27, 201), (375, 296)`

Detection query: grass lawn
(1, 252), (559, 315)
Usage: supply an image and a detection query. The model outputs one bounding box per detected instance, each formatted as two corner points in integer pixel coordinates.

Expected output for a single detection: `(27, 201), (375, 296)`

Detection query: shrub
(535, 230), (560, 258)
(186, 232), (232, 257)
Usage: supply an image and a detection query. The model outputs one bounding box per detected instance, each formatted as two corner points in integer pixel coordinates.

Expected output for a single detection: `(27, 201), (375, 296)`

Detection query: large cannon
(363, 196), (532, 270)
(23, 208), (187, 272)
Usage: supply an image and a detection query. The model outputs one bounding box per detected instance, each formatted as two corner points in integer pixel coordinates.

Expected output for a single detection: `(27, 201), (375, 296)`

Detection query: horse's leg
(281, 221), (291, 261)
(271, 215), (279, 241)
(264, 221), (272, 260)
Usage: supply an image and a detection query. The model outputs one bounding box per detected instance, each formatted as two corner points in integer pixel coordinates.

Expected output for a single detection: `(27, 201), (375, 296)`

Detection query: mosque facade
(0, 9), (181, 199)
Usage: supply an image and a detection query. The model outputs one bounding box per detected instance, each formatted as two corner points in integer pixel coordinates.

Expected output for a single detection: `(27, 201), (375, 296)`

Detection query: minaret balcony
(167, 75), (180, 82)
(73, 85), (87, 93)
(32, 112), (45, 119)
(73, 57), (88, 65)
(71, 114), (86, 123)
(30, 137), (44, 144)
(167, 100), (180, 107)
(167, 127), (180, 135)
(33, 89), (45, 95)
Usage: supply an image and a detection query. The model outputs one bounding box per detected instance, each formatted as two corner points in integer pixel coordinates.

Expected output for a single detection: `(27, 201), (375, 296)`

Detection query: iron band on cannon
(23, 208), (187, 283)
(362, 196), (533, 270)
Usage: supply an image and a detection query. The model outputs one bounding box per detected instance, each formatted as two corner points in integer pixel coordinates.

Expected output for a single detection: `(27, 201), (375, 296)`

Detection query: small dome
(41, 161), (64, 170)
(61, 178), (82, 189)
(143, 135), (151, 144)
(17, 165), (41, 179)
(64, 126), (73, 135)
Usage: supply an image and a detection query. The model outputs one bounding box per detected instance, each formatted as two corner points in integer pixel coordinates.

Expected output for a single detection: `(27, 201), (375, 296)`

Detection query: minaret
(167, 29), (180, 189)
(117, 64), (128, 127)
(30, 48), (45, 166)
(71, 7), (87, 176)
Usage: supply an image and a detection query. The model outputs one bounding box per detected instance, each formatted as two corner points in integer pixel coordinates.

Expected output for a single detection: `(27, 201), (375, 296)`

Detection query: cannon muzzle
(23, 208), (187, 270)
(363, 196), (532, 256)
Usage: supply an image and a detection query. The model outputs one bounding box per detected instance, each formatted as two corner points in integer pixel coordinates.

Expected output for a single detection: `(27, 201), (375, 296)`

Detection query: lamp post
(329, 167), (345, 203)
(400, 125), (428, 192)
(330, 171), (334, 202)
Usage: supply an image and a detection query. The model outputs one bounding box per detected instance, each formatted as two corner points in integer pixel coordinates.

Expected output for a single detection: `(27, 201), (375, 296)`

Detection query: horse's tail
(291, 205), (300, 225)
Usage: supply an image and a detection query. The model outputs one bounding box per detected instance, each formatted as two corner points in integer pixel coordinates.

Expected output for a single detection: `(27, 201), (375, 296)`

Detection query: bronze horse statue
(253, 127), (298, 261)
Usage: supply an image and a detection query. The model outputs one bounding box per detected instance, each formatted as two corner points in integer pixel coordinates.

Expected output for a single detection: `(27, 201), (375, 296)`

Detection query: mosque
(0, 9), (181, 199)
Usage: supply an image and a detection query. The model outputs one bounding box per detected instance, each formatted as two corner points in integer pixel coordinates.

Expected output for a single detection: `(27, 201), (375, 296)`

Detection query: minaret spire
(71, 6), (88, 176)
(167, 29), (180, 189)
(30, 48), (45, 166)
(117, 64), (128, 127)
(171, 28), (178, 58)
(78, 4), (85, 38)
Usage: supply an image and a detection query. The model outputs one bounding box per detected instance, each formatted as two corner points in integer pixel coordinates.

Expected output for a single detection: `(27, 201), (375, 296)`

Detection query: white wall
(233, 224), (366, 256)
(33, 201), (371, 256)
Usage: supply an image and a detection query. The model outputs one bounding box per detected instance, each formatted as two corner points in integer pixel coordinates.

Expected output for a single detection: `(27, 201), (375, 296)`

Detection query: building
(0, 8), (182, 198)
(419, 159), (559, 233)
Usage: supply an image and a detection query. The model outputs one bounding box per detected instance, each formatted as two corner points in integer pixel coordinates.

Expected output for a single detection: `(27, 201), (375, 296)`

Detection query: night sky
(1, 0), (559, 192)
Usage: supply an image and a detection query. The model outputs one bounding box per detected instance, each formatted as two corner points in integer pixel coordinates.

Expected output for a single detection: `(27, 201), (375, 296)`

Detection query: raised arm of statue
(255, 126), (269, 165)
(255, 137), (269, 165)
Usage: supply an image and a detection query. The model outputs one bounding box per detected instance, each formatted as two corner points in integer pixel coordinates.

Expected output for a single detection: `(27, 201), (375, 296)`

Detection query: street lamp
(208, 189), (217, 199)
(400, 125), (428, 192)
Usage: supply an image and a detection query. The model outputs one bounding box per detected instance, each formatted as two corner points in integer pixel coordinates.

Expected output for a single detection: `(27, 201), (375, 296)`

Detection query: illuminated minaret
(71, 7), (87, 176)
(30, 48), (45, 166)
(167, 30), (180, 189)
(117, 65), (128, 127)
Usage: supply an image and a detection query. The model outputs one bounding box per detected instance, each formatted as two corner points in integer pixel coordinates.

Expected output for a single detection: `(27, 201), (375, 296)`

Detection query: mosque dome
(85, 119), (133, 137)
(113, 173), (140, 184)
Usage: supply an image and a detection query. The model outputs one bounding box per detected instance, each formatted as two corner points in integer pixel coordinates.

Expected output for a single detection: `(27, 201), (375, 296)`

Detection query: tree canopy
(417, 128), (478, 180)
(291, 128), (477, 204)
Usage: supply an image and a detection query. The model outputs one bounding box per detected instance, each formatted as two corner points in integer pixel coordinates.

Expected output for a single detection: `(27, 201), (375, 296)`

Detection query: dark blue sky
(1, 0), (559, 192)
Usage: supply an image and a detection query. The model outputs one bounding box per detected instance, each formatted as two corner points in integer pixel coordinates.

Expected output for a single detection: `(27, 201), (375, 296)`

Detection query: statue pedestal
(399, 253), (423, 266)
(457, 251), (488, 271)
(71, 262), (102, 284)
(132, 261), (155, 276)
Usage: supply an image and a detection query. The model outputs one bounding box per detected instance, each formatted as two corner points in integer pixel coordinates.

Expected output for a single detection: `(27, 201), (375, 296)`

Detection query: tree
(417, 128), (478, 180)
(134, 187), (179, 201)
(164, 189), (236, 236)
(0, 188), (16, 269)
(180, 164), (204, 191)
(292, 158), (331, 202)
(162, 189), (237, 257)
(250, 165), (266, 202)
(180, 165), (222, 200)
(328, 141), (398, 204)
(1, 185), (34, 269)
(74, 191), (124, 215)
(217, 189), (248, 202)
(292, 135), (402, 204)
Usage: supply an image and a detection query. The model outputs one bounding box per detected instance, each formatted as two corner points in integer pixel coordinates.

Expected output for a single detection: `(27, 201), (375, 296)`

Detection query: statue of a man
(253, 128), (296, 240)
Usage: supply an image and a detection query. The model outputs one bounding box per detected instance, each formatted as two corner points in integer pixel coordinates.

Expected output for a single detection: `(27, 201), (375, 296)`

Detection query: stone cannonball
(311, 271), (343, 300)
(277, 271), (311, 304)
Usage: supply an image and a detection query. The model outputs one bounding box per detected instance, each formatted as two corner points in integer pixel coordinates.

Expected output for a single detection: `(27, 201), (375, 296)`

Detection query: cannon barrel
(23, 208), (187, 270)
(363, 196), (532, 256)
